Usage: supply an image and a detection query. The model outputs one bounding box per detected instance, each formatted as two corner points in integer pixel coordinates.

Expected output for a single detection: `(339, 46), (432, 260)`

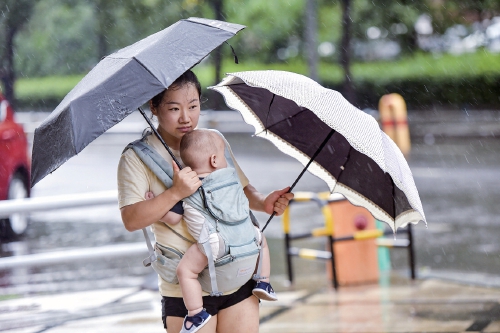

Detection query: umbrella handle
(261, 129), (335, 233)
(261, 187), (292, 232)
(261, 212), (276, 233)
(261, 182), (297, 232)
(138, 107), (183, 169)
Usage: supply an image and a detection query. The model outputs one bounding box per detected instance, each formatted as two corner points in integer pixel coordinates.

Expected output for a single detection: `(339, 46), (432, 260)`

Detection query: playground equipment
(282, 192), (415, 289)
(283, 94), (416, 288)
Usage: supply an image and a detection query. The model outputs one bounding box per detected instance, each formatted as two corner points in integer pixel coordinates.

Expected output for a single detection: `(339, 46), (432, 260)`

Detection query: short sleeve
(117, 148), (151, 208)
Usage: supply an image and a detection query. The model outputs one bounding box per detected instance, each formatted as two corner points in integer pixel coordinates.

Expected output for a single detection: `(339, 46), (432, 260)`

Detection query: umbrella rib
(261, 129), (336, 232)
(256, 108), (309, 136)
(332, 145), (351, 193)
(288, 128), (336, 192)
(264, 93), (276, 134)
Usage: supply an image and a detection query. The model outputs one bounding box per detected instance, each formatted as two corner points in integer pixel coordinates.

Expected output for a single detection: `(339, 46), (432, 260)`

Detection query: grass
(351, 50), (500, 83)
(13, 50), (500, 104)
(15, 74), (84, 101)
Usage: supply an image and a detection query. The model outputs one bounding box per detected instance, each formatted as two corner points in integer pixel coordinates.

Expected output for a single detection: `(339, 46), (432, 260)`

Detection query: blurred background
(1, 0), (500, 314)
(2, 0), (500, 111)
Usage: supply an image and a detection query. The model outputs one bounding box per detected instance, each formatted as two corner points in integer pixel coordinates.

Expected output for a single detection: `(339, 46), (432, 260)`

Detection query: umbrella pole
(261, 129), (336, 232)
(138, 107), (183, 169)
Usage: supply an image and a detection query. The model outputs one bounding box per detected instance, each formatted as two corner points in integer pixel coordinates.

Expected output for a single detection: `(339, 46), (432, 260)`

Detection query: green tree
(15, 0), (96, 78)
(427, 0), (500, 33)
(321, 0), (427, 105)
(353, 0), (425, 54)
(0, 0), (36, 105)
(305, 0), (319, 81)
(225, 0), (305, 63)
(15, 0), (209, 79)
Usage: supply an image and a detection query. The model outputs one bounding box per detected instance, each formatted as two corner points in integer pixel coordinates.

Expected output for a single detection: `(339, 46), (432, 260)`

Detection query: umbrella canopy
(31, 17), (245, 186)
(210, 70), (425, 231)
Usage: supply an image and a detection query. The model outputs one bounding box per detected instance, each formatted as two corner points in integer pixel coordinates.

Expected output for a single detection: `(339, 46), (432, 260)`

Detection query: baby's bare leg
(258, 235), (271, 282)
(176, 244), (209, 316)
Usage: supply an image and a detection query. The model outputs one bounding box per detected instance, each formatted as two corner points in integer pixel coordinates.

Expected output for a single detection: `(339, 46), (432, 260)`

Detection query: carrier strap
(199, 222), (221, 296)
(142, 228), (157, 267)
(249, 211), (263, 280)
(253, 241), (265, 281)
(141, 219), (195, 268)
(162, 223), (196, 244)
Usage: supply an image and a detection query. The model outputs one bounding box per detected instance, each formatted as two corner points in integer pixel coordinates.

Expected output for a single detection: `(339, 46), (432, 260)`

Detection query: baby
(146, 129), (276, 333)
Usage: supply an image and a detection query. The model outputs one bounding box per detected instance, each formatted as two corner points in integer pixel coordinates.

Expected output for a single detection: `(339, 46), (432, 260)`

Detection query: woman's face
(151, 83), (200, 149)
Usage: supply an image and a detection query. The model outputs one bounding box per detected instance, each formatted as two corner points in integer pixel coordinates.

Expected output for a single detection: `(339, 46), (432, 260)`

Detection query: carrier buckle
(210, 291), (223, 297)
(142, 253), (157, 267)
(253, 274), (268, 281)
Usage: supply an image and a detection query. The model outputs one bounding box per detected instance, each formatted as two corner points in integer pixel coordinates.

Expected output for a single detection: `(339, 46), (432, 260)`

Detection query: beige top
(117, 131), (249, 297)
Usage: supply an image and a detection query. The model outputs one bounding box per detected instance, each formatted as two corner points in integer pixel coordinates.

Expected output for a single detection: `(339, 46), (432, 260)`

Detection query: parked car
(0, 92), (30, 240)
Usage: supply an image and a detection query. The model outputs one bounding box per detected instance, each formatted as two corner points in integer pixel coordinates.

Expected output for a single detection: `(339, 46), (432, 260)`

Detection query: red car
(0, 92), (30, 240)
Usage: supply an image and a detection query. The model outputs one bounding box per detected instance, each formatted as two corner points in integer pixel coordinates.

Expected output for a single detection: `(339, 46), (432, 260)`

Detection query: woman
(117, 70), (293, 333)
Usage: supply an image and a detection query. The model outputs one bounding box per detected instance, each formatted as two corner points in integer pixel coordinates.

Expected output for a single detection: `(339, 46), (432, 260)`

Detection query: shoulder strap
(127, 139), (175, 189)
(124, 136), (181, 267)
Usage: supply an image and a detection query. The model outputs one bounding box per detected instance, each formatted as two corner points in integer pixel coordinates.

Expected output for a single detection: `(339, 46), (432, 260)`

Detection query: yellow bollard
(378, 93), (411, 157)
(282, 205), (291, 234)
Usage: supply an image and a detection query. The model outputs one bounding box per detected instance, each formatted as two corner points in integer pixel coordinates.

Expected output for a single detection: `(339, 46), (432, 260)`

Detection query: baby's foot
(252, 281), (278, 301)
(145, 191), (155, 200)
(180, 309), (211, 333)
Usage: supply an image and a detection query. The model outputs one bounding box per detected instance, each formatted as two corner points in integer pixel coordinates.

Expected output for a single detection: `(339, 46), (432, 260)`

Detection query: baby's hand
(145, 191), (177, 225)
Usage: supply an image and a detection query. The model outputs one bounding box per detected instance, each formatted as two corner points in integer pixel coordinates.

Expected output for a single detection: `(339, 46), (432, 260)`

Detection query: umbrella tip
(225, 41), (239, 64)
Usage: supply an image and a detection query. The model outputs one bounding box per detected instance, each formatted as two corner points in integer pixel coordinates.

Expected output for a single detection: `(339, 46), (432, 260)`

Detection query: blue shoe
(252, 281), (278, 301)
(180, 309), (211, 333)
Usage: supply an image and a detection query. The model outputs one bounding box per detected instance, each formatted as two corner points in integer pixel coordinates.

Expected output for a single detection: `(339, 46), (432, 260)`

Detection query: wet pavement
(1, 109), (500, 331)
(1, 276), (500, 332)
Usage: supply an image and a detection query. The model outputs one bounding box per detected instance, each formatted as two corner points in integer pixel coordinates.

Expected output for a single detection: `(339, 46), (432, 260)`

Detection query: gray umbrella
(31, 17), (245, 186)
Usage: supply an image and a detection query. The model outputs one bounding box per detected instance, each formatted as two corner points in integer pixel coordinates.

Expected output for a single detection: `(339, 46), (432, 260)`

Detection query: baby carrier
(125, 130), (264, 296)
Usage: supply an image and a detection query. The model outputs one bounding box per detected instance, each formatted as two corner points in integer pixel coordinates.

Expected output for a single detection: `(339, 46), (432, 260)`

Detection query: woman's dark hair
(150, 70), (202, 109)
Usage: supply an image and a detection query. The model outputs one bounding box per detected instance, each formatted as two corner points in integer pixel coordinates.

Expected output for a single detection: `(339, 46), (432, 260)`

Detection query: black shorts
(161, 278), (255, 329)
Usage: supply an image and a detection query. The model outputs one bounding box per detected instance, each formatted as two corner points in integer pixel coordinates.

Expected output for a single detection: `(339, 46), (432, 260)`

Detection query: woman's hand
(121, 161), (199, 232)
(244, 184), (294, 216)
(170, 161), (202, 200)
(263, 187), (294, 216)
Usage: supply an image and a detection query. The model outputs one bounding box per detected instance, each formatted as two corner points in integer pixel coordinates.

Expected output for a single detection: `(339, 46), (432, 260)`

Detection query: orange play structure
(325, 199), (379, 286)
(378, 93), (411, 157)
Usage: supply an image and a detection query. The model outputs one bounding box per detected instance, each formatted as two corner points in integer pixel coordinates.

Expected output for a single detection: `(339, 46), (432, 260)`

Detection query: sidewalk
(1, 277), (499, 332)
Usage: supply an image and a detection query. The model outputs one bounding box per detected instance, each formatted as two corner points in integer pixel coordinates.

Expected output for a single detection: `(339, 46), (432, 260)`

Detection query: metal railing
(0, 191), (151, 270)
(0, 190), (118, 218)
